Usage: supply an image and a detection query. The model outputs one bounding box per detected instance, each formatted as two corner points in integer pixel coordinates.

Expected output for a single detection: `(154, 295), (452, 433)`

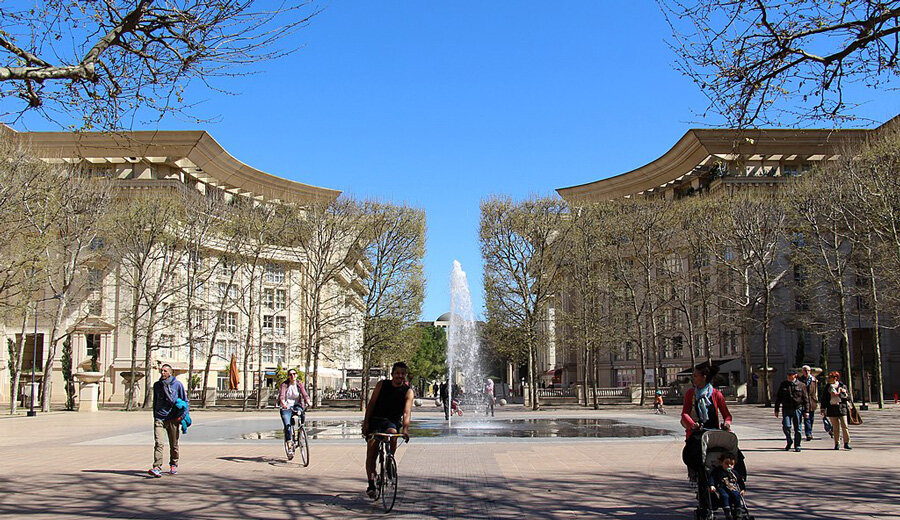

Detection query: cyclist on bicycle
(278, 369), (310, 460)
(362, 361), (414, 499)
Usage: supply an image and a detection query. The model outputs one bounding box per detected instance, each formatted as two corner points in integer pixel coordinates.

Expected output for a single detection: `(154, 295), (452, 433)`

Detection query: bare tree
(173, 189), (227, 397)
(0, 142), (57, 413)
(789, 169), (857, 397)
(109, 191), (185, 409)
(286, 198), (367, 407)
(23, 169), (112, 412)
(230, 201), (290, 410)
(660, 0), (900, 126)
(708, 193), (789, 406)
(358, 202), (425, 410)
(559, 202), (624, 408)
(0, 1), (317, 130)
(480, 196), (570, 411)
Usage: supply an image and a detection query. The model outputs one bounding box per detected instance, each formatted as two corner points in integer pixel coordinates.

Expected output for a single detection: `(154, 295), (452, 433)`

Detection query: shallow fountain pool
(241, 417), (670, 440)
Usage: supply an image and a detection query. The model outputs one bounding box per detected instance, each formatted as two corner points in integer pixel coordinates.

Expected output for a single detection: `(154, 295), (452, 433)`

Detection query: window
(693, 252), (709, 269)
(157, 334), (175, 358)
(672, 336), (683, 359)
(275, 342), (286, 364)
(694, 335), (704, 358)
(275, 289), (286, 310)
(262, 342), (274, 364)
(188, 250), (202, 272)
(191, 309), (205, 330)
(88, 269), (104, 292)
(624, 341), (636, 361)
(227, 312), (238, 334)
(217, 372), (229, 391)
(265, 263), (285, 284)
(262, 315), (274, 334)
(665, 255), (681, 274)
(264, 288), (275, 308)
(86, 334), (101, 360)
(614, 368), (636, 387)
(215, 340), (227, 358)
(217, 282), (237, 301)
(89, 237), (105, 250)
(218, 258), (235, 277)
(274, 316), (286, 336)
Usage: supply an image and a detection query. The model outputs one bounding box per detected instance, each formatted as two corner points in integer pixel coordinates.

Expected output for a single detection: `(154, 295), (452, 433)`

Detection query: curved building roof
(556, 125), (878, 202)
(436, 312), (453, 323)
(3, 127), (339, 204)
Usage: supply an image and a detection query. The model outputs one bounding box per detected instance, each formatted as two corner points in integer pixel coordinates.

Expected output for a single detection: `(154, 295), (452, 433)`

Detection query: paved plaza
(1, 403), (898, 519)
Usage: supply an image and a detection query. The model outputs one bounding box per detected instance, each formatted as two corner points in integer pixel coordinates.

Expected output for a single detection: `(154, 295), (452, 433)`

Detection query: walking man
(149, 363), (187, 477)
(798, 365), (818, 441)
(774, 372), (810, 452)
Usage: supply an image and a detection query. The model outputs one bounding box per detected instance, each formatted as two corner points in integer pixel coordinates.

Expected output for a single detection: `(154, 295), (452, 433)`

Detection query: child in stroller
(691, 429), (753, 520)
(708, 452), (747, 520)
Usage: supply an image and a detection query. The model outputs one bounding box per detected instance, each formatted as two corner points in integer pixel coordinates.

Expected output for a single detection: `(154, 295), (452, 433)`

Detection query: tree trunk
(9, 311), (29, 414)
(127, 286), (140, 411)
(836, 286), (853, 398)
(868, 260), (884, 408)
(40, 297), (68, 412)
(141, 310), (155, 408)
(528, 340), (538, 411)
(762, 292), (772, 407)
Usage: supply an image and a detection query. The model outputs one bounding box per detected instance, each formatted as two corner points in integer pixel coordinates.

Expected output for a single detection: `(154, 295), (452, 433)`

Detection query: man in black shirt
(362, 362), (414, 498)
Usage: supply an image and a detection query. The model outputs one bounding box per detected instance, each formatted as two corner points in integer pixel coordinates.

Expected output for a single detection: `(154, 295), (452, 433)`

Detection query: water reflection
(241, 418), (669, 440)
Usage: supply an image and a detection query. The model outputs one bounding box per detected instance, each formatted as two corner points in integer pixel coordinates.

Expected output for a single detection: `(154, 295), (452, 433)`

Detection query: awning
(676, 358), (742, 376)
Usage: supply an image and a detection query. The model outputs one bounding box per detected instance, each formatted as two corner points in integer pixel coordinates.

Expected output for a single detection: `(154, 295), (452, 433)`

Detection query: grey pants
(153, 418), (180, 469)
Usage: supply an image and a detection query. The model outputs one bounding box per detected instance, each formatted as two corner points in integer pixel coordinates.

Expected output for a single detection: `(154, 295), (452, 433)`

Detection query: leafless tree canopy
(0, 0), (316, 130)
(659, 0), (900, 126)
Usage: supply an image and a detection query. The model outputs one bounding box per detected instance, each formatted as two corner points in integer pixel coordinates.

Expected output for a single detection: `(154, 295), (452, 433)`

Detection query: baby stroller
(690, 429), (753, 520)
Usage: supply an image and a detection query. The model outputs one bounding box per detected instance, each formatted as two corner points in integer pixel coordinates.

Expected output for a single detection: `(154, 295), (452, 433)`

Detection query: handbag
(848, 401), (863, 425)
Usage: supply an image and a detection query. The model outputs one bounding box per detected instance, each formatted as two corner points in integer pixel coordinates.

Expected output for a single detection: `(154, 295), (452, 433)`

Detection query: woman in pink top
(278, 369), (310, 459)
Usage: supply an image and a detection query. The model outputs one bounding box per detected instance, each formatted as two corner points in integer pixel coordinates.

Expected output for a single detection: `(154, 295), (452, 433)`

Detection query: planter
(75, 371), (104, 412)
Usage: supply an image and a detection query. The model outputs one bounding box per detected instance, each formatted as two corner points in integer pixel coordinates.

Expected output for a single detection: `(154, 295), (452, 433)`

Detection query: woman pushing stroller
(681, 364), (751, 520)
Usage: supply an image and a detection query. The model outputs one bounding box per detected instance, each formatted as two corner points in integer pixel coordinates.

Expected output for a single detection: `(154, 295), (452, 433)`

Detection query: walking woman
(822, 371), (852, 450)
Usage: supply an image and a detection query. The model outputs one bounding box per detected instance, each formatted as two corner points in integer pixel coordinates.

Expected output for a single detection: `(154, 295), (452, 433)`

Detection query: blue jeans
(717, 487), (742, 509)
(280, 405), (304, 441)
(782, 409), (803, 447)
(803, 409), (814, 438)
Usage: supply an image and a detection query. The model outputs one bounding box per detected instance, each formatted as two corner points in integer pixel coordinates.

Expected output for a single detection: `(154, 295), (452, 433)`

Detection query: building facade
(1, 128), (367, 408)
(552, 119), (900, 400)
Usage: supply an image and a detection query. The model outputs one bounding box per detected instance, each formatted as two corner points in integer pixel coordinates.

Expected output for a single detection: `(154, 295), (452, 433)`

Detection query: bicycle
(284, 406), (309, 467)
(368, 432), (408, 512)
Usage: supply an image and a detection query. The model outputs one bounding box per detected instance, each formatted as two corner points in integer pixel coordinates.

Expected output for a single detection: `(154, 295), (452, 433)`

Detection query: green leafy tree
(408, 325), (447, 395)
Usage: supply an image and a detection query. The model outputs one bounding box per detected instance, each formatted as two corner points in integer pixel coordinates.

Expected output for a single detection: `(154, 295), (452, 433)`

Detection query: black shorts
(369, 416), (400, 434)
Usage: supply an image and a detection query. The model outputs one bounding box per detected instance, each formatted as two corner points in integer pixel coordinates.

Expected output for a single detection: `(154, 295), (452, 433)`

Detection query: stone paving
(1, 402), (899, 519)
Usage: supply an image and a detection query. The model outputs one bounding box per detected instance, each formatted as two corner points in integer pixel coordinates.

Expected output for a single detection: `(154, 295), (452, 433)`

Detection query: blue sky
(10, 2), (898, 321)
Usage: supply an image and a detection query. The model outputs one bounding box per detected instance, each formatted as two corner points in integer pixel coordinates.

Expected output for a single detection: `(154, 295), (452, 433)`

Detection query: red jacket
(680, 387), (732, 438)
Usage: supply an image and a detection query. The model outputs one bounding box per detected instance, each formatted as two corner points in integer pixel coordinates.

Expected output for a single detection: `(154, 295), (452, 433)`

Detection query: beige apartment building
(549, 119), (900, 401)
(0, 128), (367, 409)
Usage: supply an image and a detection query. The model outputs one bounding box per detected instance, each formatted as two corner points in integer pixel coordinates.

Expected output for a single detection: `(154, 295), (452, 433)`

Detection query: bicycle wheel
(381, 454), (398, 512)
(297, 426), (310, 467)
